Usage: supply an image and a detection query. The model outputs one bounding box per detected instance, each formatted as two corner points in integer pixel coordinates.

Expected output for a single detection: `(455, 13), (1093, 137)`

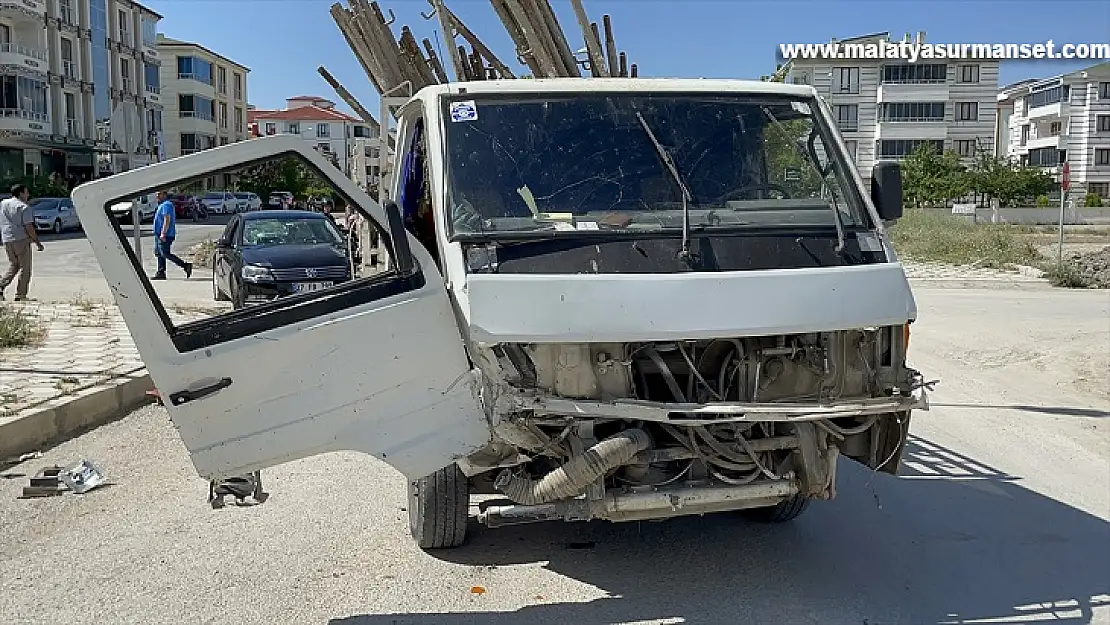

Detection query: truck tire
(742, 495), (810, 523)
(408, 464), (469, 550)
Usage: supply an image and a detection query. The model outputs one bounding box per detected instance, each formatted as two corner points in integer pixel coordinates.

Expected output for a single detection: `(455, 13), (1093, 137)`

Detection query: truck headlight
(242, 265), (273, 282)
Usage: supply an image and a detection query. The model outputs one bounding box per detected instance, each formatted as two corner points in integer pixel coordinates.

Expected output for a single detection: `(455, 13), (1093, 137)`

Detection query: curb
(0, 374), (156, 461)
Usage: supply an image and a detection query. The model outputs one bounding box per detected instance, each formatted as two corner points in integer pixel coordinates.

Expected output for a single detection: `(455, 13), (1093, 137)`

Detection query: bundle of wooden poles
(321, 0), (637, 109)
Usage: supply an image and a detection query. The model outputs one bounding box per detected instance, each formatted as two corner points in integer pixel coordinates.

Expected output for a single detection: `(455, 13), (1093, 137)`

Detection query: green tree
(901, 144), (967, 207)
(234, 157), (336, 202)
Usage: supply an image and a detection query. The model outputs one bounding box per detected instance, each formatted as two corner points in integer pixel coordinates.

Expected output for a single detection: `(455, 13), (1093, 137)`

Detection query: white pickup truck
(73, 78), (927, 550)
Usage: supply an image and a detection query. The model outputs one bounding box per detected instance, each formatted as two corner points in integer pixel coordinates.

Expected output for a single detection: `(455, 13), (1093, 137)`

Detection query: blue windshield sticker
(450, 100), (478, 122)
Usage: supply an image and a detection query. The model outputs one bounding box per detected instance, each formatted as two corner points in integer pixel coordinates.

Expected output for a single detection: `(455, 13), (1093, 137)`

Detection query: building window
(144, 62), (159, 93)
(957, 65), (979, 83)
(117, 9), (129, 43)
(843, 140), (858, 160)
(177, 56), (213, 85)
(1089, 182), (1110, 197)
(1098, 115), (1110, 133)
(178, 95), (215, 122)
(220, 136), (229, 146)
(1027, 147), (1064, 167)
(791, 72), (810, 85)
(59, 0), (75, 25)
(317, 142), (330, 152)
(64, 92), (77, 135)
(180, 133), (216, 153)
(141, 16), (157, 47)
(217, 66), (227, 94)
(286, 122), (299, 134)
(835, 104), (858, 132)
(235, 107), (243, 132)
(1020, 124), (1030, 146)
(955, 102), (978, 121)
(1023, 84), (1070, 110)
(1048, 121), (1062, 136)
(60, 38), (76, 79)
(882, 63), (947, 84)
(0, 24), (8, 44)
(120, 58), (131, 93)
(1100, 82), (1110, 99)
(316, 123), (330, 138)
(833, 67), (860, 94)
(234, 73), (242, 100)
(880, 102), (945, 122)
(264, 122), (276, 135)
(218, 102), (228, 128)
(353, 125), (372, 138)
(954, 139), (977, 157)
(1097, 149), (1110, 166)
(878, 139), (944, 159)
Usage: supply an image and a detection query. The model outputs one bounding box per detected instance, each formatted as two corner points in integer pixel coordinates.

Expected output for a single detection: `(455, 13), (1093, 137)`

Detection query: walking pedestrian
(151, 190), (193, 281)
(0, 184), (43, 301)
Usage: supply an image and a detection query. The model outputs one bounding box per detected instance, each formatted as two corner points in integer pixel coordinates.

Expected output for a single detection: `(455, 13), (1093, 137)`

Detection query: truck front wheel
(408, 464), (469, 549)
(742, 495), (811, 523)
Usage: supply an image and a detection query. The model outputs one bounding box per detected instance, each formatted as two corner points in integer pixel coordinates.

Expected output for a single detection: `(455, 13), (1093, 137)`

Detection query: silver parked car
(31, 197), (81, 234)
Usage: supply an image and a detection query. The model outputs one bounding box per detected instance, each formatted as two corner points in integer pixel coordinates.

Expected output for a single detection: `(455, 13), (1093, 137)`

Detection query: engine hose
(495, 429), (652, 506)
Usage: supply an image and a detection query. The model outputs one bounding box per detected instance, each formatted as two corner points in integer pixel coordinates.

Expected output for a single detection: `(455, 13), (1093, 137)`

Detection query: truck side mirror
(871, 161), (903, 222)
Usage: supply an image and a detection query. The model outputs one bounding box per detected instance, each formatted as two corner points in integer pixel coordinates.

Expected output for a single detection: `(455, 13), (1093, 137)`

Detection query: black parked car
(211, 210), (351, 308)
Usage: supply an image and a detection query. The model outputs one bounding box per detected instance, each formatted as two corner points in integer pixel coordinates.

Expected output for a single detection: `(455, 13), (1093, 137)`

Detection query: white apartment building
(997, 62), (1110, 200)
(0, 0), (163, 183)
(784, 31), (1000, 185)
(157, 34), (249, 163)
(248, 96), (374, 178)
(348, 135), (389, 191)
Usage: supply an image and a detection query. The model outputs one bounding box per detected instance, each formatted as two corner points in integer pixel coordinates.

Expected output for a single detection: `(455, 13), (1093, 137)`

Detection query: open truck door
(71, 136), (491, 482)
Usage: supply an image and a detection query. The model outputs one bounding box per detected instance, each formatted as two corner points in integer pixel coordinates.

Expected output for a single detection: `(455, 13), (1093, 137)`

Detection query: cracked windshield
(445, 94), (863, 236)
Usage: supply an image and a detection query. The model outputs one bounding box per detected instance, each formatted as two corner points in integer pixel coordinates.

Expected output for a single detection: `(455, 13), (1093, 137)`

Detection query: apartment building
(247, 96), (374, 177)
(348, 135), (388, 191)
(997, 62), (1110, 200)
(156, 34), (248, 166)
(783, 31), (1000, 185)
(0, 0), (163, 182)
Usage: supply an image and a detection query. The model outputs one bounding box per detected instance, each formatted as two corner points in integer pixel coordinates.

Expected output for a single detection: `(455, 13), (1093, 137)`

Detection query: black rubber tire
(408, 464), (469, 550)
(742, 495), (811, 523)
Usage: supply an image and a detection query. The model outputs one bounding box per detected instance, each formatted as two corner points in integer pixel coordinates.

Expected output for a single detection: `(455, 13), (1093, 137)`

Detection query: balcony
(61, 59), (78, 79)
(144, 85), (161, 105)
(176, 73), (215, 98)
(877, 82), (949, 103)
(65, 117), (80, 137)
(0, 107), (49, 134)
(0, 0), (46, 22)
(877, 121), (948, 140)
(177, 110), (217, 133)
(1027, 101), (1066, 121)
(1025, 134), (1066, 151)
(0, 42), (47, 74)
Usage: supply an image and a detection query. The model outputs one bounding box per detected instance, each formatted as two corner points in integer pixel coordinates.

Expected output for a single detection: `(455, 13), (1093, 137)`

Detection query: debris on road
(2, 450), (43, 469)
(18, 459), (108, 498)
(1058, 246), (1110, 288)
(61, 459), (107, 494)
(208, 471), (268, 508)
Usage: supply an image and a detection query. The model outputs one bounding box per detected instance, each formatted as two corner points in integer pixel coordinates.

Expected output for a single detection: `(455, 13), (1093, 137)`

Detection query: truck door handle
(168, 378), (233, 406)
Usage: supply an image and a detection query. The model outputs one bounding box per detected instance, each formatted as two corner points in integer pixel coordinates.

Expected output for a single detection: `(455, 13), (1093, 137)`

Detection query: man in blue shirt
(151, 190), (192, 280)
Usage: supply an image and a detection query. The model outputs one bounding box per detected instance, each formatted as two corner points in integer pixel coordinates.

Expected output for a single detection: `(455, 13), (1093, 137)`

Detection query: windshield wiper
(636, 112), (695, 266)
(760, 106), (847, 254)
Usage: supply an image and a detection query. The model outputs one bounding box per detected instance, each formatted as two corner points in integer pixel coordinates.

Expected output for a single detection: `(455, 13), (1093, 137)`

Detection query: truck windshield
(442, 93), (866, 237)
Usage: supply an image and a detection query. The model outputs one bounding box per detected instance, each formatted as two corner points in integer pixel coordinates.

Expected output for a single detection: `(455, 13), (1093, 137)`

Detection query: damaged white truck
(73, 79), (928, 549)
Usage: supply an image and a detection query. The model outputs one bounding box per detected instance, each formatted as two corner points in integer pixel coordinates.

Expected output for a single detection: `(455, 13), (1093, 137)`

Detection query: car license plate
(292, 281), (333, 293)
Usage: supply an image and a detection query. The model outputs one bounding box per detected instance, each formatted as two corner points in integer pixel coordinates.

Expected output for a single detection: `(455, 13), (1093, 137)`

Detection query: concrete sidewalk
(0, 300), (212, 459)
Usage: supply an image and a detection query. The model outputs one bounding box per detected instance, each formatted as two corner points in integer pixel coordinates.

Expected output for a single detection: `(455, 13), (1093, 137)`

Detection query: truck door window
(398, 118), (440, 269)
(93, 152), (403, 353)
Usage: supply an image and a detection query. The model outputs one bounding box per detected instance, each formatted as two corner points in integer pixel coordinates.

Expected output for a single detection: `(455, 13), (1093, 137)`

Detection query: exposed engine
(463, 327), (924, 526)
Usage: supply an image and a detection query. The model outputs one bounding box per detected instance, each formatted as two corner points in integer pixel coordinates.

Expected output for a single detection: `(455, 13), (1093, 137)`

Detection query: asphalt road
(1, 284), (1108, 625)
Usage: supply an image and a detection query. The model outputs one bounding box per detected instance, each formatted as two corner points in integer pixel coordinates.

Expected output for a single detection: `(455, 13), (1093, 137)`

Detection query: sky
(144, 0), (1110, 115)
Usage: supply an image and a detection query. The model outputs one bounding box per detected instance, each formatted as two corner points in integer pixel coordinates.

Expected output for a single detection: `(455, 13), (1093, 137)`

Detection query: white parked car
(108, 195), (156, 223)
(233, 192), (262, 212)
(201, 191), (238, 214)
(32, 197), (81, 233)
